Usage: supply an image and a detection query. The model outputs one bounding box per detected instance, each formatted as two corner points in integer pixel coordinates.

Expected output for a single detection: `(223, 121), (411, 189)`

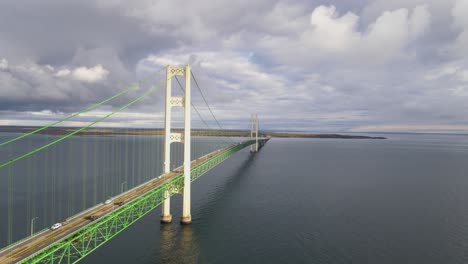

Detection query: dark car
(85, 215), (99, 221)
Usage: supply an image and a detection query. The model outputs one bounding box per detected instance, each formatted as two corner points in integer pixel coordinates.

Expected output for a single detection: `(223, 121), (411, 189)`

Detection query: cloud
(0, 60), (123, 112)
(57, 64), (111, 84)
(305, 5), (361, 52)
(351, 124), (468, 133)
(452, 0), (468, 30)
(452, 0), (468, 55)
(70, 64), (109, 83)
(0, 0), (467, 132)
(258, 4), (431, 65)
(424, 63), (468, 82)
(55, 69), (71, 77)
(0, 58), (8, 70)
(410, 5), (432, 38)
(363, 6), (430, 59)
(458, 69), (468, 82)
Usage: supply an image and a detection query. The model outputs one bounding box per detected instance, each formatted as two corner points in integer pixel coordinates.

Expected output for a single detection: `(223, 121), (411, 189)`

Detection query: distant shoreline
(264, 132), (386, 139)
(0, 126), (386, 139)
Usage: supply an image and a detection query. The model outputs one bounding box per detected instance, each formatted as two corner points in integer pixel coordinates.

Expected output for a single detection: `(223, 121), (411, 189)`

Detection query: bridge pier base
(180, 176), (191, 225)
(180, 216), (191, 225)
(161, 190), (172, 223)
(161, 214), (172, 223)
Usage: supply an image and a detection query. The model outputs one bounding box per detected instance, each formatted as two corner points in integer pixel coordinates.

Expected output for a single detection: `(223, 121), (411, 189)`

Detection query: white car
(104, 199), (113, 205)
(51, 223), (62, 230)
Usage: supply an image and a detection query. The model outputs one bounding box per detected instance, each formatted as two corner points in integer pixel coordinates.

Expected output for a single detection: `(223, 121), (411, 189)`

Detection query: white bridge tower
(161, 65), (192, 225)
(250, 114), (259, 152)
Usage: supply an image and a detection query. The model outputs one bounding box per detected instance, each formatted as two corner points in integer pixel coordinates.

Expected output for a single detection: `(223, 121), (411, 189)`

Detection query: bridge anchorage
(0, 64), (270, 264)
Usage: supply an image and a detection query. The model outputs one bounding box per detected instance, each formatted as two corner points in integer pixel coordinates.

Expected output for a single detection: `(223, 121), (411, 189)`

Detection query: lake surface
(3, 133), (468, 263)
(86, 134), (468, 264)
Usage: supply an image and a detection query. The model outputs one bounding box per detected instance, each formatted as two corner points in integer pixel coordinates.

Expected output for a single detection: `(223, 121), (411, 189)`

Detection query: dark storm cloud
(0, 0), (176, 113)
(0, 1), (176, 66)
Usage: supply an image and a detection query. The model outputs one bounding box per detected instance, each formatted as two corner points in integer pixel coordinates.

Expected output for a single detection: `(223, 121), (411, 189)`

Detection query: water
(83, 134), (468, 264)
(4, 133), (468, 263)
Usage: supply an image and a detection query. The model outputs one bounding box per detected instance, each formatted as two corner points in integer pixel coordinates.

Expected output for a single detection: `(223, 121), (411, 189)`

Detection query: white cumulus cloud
(0, 58), (8, 70)
(56, 65), (109, 82)
(71, 64), (109, 82)
(55, 64), (109, 82)
(55, 69), (71, 77)
(304, 5), (361, 52)
(259, 5), (431, 65)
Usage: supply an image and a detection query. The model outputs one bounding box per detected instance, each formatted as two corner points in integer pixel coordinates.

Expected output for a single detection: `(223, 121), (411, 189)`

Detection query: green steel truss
(18, 139), (268, 264)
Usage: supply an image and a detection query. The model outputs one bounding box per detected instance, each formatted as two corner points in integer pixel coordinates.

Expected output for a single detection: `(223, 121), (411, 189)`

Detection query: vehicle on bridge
(50, 223), (62, 230)
(85, 215), (100, 221)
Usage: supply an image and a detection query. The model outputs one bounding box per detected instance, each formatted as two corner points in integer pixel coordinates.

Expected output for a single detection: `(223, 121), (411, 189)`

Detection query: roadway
(0, 145), (230, 264)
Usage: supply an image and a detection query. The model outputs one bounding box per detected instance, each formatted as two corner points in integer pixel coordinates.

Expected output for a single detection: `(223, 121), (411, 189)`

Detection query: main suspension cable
(190, 71), (235, 143)
(0, 68), (164, 147)
(0, 83), (163, 170)
(174, 76), (232, 145)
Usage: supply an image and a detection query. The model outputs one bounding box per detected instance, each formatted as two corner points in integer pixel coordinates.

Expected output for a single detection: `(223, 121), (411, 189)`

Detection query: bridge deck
(0, 145), (231, 263)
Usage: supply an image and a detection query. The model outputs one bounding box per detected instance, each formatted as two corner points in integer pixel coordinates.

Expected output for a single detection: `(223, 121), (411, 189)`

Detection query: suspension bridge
(0, 65), (269, 263)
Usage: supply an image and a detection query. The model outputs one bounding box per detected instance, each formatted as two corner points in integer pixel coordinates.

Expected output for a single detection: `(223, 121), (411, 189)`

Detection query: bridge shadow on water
(157, 151), (258, 263)
(193, 151), (258, 222)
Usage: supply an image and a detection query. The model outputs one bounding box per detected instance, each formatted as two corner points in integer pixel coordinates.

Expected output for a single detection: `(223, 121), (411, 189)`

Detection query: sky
(1, 0), (468, 133)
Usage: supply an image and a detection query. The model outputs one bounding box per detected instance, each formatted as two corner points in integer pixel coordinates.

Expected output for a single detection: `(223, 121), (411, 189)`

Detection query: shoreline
(0, 126), (386, 139)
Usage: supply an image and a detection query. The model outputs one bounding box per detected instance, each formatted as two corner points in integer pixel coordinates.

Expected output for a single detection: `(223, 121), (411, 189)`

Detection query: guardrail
(0, 228), (50, 256)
